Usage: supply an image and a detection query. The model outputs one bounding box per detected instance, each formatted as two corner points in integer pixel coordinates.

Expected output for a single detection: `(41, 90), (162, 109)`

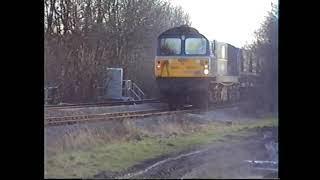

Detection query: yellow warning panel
(155, 58), (209, 77)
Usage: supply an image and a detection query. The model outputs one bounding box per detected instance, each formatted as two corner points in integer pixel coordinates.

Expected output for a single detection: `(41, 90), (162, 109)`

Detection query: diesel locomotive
(154, 25), (259, 110)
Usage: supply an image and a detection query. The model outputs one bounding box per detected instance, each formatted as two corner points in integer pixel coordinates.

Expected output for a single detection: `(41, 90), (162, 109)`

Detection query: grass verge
(45, 117), (278, 178)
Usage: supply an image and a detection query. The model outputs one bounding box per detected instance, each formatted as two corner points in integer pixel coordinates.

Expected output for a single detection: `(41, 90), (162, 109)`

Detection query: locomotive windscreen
(160, 38), (182, 55)
(185, 38), (207, 55)
(157, 25), (210, 56)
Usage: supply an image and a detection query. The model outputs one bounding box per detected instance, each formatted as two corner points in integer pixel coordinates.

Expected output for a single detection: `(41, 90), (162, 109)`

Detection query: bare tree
(44, 0), (191, 103)
(245, 4), (278, 113)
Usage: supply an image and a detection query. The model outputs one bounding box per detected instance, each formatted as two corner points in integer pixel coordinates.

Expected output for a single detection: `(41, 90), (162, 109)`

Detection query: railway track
(45, 102), (242, 127)
(45, 99), (160, 110)
(45, 108), (199, 127)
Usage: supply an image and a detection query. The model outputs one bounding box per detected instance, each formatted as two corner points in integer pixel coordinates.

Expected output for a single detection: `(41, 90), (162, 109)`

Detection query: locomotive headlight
(204, 64), (208, 68)
(204, 69), (209, 75)
(156, 61), (161, 70)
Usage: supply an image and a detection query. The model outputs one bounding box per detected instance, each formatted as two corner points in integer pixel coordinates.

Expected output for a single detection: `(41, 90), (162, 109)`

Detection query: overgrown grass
(45, 117), (278, 178)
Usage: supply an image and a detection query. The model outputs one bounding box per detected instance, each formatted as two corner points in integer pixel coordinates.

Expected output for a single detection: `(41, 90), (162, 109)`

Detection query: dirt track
(95, 126), (278, 179)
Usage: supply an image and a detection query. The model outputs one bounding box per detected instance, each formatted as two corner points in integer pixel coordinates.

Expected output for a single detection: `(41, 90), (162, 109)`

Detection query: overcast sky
(168, 0), (278, 48)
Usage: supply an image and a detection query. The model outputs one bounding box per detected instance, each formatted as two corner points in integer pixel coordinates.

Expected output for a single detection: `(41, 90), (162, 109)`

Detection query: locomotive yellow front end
(155, 57), (210, 78)
(154, 25), (212, 110)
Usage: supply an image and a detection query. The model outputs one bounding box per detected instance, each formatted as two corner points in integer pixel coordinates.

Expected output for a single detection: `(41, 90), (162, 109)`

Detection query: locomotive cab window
(160, 38), (181, 55)
(185, 38), (207, 55)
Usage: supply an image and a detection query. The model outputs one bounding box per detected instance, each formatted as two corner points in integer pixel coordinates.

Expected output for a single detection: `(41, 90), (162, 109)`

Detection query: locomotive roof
(214, 40), (240, 50)
(159, 25), (205, 37)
